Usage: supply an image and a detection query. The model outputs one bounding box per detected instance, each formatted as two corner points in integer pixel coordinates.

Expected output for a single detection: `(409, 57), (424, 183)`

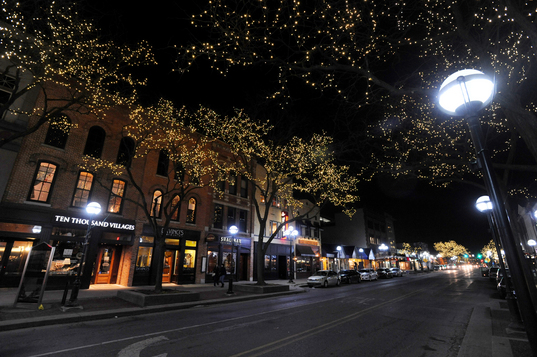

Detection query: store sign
(54, 215), (135, 231)
(161, 227), (184, 238)
(220, 236), (243, 245)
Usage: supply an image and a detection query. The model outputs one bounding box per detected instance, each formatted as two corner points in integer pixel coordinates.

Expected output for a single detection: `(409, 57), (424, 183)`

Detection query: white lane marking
(117, 336), (168, 357)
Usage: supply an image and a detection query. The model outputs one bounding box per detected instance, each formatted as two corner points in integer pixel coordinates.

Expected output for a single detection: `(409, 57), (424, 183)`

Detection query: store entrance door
(94, 246), (116, 284)
(0, 240), (34, 287)
(162, 250), (174, 283)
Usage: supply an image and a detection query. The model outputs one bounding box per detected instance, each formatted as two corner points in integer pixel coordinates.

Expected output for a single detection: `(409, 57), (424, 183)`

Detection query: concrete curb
(0, 288), (305, 332)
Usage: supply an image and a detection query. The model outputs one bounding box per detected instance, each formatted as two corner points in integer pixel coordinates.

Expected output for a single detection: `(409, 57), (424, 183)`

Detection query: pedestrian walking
(218, 264), (227, 287)
(212, 265), (220, 286)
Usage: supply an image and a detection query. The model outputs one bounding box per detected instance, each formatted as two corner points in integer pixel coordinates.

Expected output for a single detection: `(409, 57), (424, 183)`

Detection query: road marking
(230, 287), (427, 357)
(117, 336), (168, 357)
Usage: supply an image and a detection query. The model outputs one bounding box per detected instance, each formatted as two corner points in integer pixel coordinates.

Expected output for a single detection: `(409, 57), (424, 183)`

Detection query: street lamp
(336, 246), (342, 271)
(439, 70), (537, 351)
(284, 227), (298, 283)
(65, 202), (101, 308)
(227, 225), (238, 295)
(528, 239), (537, 261)
(379, 244), (388, 268)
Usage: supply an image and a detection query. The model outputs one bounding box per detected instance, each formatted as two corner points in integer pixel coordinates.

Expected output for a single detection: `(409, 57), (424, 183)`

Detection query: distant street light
(227, 225), (238, 295)
(65, 202), (101, 308)
(439, 69), (537, 351)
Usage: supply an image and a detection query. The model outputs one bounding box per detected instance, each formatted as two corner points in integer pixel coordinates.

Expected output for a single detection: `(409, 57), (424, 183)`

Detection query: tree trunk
(256, 239), (266, 285)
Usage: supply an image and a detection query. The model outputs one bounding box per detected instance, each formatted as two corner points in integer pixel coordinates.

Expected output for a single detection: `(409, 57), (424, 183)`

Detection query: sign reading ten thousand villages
(54, 215), (135, 231)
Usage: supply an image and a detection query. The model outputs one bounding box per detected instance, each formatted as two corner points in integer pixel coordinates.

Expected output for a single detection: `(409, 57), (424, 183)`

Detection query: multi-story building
(321, 207), (398, 270)
(0, 84), (253, 289)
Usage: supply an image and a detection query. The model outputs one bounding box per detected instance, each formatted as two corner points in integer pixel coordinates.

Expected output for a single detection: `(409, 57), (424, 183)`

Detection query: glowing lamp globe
(438, 69), (494, 116)
(86, 202), (102, 215)
(475, 196), (493, 212)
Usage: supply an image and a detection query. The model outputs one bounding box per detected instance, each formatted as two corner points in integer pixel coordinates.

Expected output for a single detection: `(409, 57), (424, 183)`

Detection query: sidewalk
(0, 277), (533, 356)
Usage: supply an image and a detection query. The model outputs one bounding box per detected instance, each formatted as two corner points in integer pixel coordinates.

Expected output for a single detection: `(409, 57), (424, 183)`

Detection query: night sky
(84, 1), (494, 254)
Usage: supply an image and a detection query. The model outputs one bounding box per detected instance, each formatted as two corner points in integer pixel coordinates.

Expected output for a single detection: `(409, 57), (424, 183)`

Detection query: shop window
(107, 179), (126, 213)
(271, 255), (277, 271)
(264, 255), (270, 270)
(186, 197), (196, 224)
(213, 204), (223, 229)
(71, 171), (93, 208)
(240, 177), (248, 198)
(156, 150), (169, 176)
(116, 137), (135, 167)
(83, 126), (106, 158)
(228, 174), (237, 195)
(238, 210), (247, 232)
(150, 189), (163, 217)
(207, 251), (218, 275)
(28, 161), (58, 203)
(164, 238), (179, 245)
(184, 249), (196, 271)
(135, 246), (153, 272)
(227, 207), (236, 227)
(170, 195), (180, 221)
(44, 114), (71, 149)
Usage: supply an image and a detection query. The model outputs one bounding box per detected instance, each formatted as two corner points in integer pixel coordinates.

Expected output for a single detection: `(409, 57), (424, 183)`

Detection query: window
(240, 177), (248, 198)
(44, 115), (71, 149)
(83, 126), (106, 158)
(28, 162), (58, 202)
(107, 179), (126, 213)
(227, 207), (236, 227)
(228, 175), (237, 195)
(156, 150), (169, 176)
(116, 137), (135, 167)
(239, 210), (247, 232)
(186, 198), (197, 224)
(0, 72), (16, 117)
(270, 221), (279, 237)
(170, 195), (180, 221)
(213, 204), (223, 229)
(150, 190), (163, 217)
(71, 172), (93, 207)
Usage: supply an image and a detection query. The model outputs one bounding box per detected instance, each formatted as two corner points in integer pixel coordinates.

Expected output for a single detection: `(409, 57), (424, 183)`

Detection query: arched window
(107, 179), (126, 213)
(156, 150), (169, 176)
(44, 114), (71, 149)
(83, 126), (106, 158)
(28, 161), (58, 203)
(186, 197), (197, 224)
(116, 137), (135, 167)
(150, 190), (163, 218)
(171, 195), (180, 221)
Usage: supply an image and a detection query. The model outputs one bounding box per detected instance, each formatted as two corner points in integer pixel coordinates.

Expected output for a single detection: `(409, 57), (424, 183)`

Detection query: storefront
(0, 205), (136, 289)
(294, 238), (321, 279)
(205, 234), (251, 283)
(133, 225), (201, 286)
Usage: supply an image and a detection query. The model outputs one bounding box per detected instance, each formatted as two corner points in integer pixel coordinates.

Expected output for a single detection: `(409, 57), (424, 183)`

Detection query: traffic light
(464, 254), (468, 258)
(477, 253), (482, 259)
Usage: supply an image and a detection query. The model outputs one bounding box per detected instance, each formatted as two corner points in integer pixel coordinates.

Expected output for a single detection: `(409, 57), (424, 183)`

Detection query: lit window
(71, 172), (93, 207)
(28, 162), (57, 202)
(151, 190), (163, 217)
(186, 197), (197, 224)
(107, 179), (126, 213)
(171, 195), (180, 221)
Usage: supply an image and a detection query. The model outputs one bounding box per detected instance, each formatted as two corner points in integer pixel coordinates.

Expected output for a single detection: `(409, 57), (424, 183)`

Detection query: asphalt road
(0, 268), (486, 357)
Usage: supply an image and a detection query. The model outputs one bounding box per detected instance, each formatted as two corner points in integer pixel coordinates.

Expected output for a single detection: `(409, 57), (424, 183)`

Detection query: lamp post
(65, 202), (101, 308)
(476, 195), (522, 325)
(227, 225), (238, 295)
(439, 69), (537, 351)
(379, 244), (388, 267)
(336, 246), (342, 271)
(284, 227), (298, 283)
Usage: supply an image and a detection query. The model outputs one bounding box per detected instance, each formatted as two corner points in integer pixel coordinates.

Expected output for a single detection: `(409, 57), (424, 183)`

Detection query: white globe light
(229, 225), (238, 235)
(86, 202), (102, 215)
(476, 195), (493, 212)
(438, 69), (494, 116)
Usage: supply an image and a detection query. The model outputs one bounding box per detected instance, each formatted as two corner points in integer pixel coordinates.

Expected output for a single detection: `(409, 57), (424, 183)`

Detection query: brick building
(0, 84), (253, 289)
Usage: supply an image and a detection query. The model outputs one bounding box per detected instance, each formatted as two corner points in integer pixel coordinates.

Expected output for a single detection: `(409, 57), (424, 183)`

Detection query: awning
(296, 245), (316, 257)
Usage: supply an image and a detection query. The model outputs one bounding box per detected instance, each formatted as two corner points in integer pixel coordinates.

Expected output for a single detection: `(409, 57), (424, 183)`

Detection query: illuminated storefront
(133, 225), (201, 285)
(205, 234), (251, 283)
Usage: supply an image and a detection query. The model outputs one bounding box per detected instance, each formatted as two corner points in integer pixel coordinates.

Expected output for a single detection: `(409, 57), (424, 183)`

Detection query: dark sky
(84, 1), (494, 254)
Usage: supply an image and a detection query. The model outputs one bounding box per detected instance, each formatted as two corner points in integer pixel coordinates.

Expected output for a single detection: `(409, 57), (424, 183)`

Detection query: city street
(0, 269), (497, 357)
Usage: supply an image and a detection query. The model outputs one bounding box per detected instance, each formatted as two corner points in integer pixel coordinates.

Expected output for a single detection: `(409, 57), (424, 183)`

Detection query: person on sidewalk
(212, 265), (220, 286)
(218, 264), (227, 287)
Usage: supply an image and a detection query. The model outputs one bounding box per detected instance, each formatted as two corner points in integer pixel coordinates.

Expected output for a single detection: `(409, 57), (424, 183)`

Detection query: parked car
(376, 268), (393, 279)
(489, 267), (499, 281)
(390, 267), (404, 277)
(480, 267), (489, 277)
(358, 269), (378, 281)
(339, 270), (362, 284)
(307, 270), (341, 288)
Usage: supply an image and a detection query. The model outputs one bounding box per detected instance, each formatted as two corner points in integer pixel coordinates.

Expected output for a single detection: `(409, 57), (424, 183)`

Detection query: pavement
(0, 276), (534, 357)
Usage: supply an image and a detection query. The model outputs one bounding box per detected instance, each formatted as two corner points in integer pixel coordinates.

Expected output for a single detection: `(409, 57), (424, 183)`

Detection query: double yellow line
(231, 287), (426, 357)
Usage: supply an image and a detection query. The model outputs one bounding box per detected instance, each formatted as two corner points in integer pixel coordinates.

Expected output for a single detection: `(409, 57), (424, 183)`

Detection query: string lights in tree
(177, 0), (537, 200)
